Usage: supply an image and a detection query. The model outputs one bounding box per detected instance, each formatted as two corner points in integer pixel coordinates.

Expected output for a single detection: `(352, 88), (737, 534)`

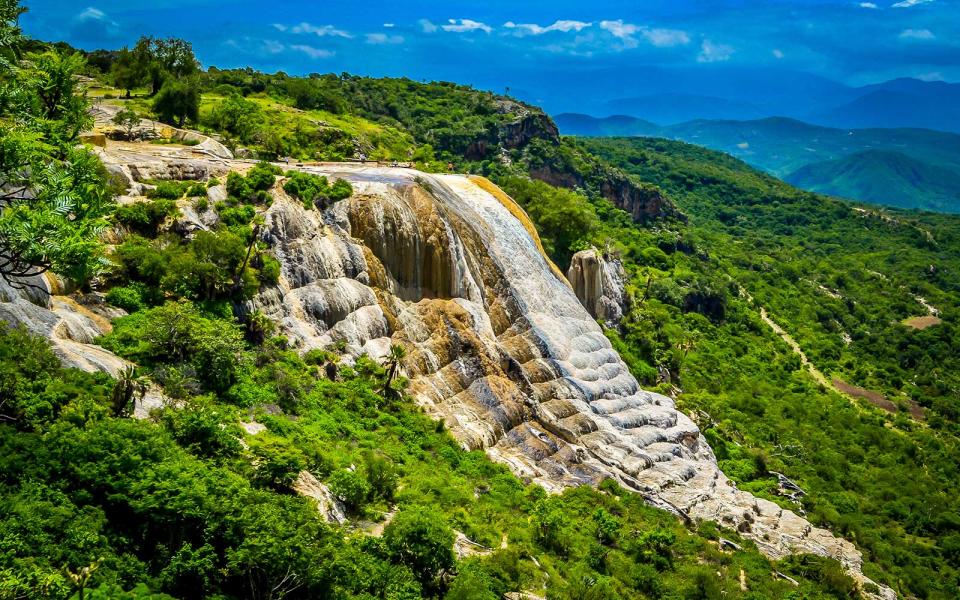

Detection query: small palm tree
(381, 344), (407, 399)
(110, 366), (146, 417)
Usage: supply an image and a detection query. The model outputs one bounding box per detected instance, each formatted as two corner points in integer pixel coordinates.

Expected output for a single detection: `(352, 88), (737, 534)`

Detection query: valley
(555, 114), (960, 212)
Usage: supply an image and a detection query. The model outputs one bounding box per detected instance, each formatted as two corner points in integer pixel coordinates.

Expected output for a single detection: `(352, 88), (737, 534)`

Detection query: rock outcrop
(531, 164), (680, 223)
(0, 275), (128, 375)
(567, 248), (627, 327)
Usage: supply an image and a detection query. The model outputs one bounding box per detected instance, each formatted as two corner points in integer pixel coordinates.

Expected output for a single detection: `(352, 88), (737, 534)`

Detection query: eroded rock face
(0, 275), (128, 375)
(567, 248), (627, 328)
(245, 165), (889, 598)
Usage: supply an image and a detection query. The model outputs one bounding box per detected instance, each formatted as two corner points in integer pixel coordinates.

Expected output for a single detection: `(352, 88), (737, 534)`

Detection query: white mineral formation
(567, 247), (627, 327)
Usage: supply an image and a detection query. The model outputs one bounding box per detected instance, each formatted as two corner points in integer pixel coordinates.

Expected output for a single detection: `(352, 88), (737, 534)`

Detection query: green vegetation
(0, 320), (866, 599)
(507, 135), (960, 597)
(283, 171), (354, 210)
(0, 0), (114, 289)
(785, 149), (960, 212)
(557, 114), (960, 213)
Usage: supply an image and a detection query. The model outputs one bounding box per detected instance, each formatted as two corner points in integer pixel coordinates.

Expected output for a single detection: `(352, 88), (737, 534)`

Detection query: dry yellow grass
(902, 315), (942, 330)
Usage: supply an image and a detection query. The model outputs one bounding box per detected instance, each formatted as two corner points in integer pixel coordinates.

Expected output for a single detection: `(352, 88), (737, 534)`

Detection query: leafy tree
(111, 106), (141, 139)
(205, 92), (261, 143)
(383, 507), (455, 591)
(132, 36), (199, 95)
(152, 78), (200, 127)
(110, 47), (144, 97)
(327, 468), (370, 512)
(99, 300), (247, 393)
(0, 2), (114, 290)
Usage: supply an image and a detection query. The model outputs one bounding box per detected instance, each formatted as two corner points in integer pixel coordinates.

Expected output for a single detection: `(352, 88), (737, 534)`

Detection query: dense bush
(99, 300), (247, 393)
(114, 199), (178, 236)
(283, 171), (353, 209)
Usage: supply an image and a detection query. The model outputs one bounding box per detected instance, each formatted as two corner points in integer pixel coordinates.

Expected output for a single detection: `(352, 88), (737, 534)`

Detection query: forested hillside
(1, 1), (959, 598)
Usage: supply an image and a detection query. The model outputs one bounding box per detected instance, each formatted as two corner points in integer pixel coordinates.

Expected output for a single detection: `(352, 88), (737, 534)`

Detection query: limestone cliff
(3, 137), (892, 599)
(567, 248), (628, 328)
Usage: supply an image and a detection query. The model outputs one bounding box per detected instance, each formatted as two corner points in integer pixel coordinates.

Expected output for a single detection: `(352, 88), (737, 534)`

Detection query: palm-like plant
(380, 343), (407, 399)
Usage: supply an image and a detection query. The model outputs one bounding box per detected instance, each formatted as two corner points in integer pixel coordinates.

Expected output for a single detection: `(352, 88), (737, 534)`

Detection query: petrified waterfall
(245, 165), (888, 597)
(567, 247), (628, 327)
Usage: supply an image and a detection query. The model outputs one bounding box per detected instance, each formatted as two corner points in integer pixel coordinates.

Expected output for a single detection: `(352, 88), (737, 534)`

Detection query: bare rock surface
(567, 247), (627, 327)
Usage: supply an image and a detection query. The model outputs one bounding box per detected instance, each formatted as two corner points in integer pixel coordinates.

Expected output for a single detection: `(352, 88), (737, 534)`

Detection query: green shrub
(99, 300), (247, 393)
(283, 171), (353, 209)
(161, 396), (243, 459)
(383, 507), (455, 591)
(185, 182), (206, 197)
(251, 438), (308, 490)
(105, 283), (148, 313)
(225, 171), (250, 200)
(327, 469), (370, 512)
(114, 199), (179, 236)
(217, 204), (255, 228)
(226, 163), (279, 205)
(257, 254), (281, 286)
(147, 180), (189, 200)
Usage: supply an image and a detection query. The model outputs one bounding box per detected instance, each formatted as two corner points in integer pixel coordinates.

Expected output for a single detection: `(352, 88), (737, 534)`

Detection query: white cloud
(599, 19), (639, 42)
(859, 2), (878, 8)
(598, 20), (689, 48)
(419, 19), (438, 33)
(772, 48), (785, 59)
(916, 71), (943, 81)
(383, 23), (395, 28)
(641, 28), (690, 47)
(278, 22), (352, 38)
(503, 20), (592, 36)
(77, 7), (109, 21)
(697, 39), (734, 63)
(892, 0), (934, 7)
(76, 6), (119, 28)
(262, 40), (285, 54)
(290, 44), (335, 59)
(366, 33), (404, 45)
(899, 28), (935, 39)
(442, 19), (493, 34)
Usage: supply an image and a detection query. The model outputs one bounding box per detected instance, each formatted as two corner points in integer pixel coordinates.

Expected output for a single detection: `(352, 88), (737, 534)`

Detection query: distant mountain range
(554, 114), (960, 212)
(524, 73), (959, 133)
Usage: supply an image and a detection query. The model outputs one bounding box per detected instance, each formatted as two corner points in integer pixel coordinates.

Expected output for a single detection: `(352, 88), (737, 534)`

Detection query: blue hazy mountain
(547, 71), (959, 134)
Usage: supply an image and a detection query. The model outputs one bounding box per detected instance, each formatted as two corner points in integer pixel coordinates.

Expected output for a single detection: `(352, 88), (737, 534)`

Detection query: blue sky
(19, 0), (960, 110)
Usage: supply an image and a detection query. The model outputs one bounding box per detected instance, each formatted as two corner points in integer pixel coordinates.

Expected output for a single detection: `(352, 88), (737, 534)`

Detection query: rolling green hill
(555, 114), (960, 213)
(786, 149), (960, 212)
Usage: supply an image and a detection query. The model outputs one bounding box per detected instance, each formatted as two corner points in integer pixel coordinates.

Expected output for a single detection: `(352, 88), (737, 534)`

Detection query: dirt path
(758, 307), (832, 389)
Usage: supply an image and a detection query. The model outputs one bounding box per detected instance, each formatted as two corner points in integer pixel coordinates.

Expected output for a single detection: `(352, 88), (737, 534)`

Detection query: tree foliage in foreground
(0, 0), (113, 290)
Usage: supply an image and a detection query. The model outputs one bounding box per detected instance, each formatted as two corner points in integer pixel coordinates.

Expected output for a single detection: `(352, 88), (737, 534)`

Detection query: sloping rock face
(245, 164), (888, 598)
(0, 275), (128, 375)
(567, 248), (627, 327)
